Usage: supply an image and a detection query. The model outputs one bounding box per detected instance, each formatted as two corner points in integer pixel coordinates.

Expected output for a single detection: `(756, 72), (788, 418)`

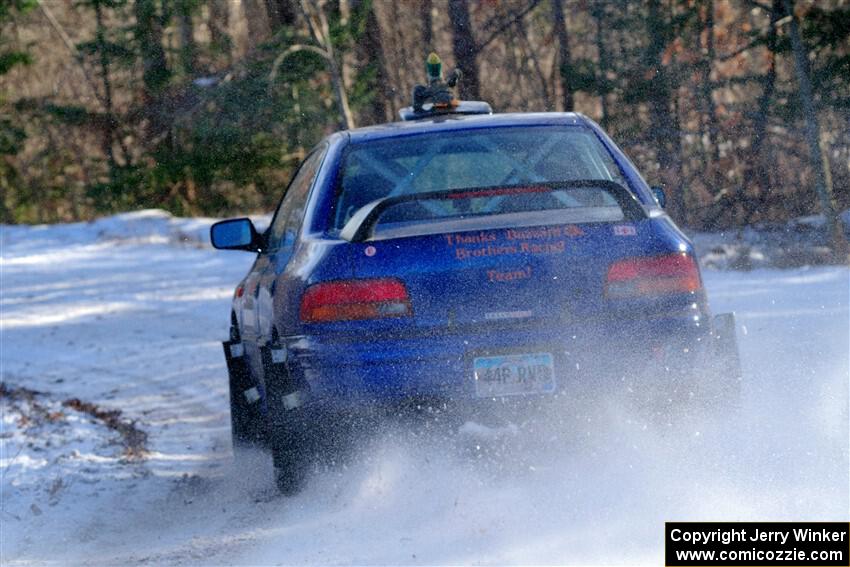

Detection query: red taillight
(605, 253), (702, 298)
(300, 278), (412, 323)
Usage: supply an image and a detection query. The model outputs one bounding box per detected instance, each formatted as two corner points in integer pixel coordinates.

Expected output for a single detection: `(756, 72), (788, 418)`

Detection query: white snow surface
(1, 211), (848, 565)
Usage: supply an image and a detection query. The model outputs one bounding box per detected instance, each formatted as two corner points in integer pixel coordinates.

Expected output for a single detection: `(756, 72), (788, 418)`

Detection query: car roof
(345, 112), (591, 144)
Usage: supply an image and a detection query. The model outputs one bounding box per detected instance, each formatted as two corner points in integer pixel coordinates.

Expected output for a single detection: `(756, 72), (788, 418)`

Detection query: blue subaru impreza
(212, 102), (740, 494)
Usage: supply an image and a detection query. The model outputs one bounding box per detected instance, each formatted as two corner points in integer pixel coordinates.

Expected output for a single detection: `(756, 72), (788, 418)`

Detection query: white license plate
(473, 352), (556, 397)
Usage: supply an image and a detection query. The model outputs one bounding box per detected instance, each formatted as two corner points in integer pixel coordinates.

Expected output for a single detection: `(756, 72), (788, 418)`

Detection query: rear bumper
(276, 314), (713, 412)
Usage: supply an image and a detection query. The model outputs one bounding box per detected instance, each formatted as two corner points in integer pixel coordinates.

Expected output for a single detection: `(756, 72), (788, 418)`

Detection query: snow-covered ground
(1, 211), (848, 565)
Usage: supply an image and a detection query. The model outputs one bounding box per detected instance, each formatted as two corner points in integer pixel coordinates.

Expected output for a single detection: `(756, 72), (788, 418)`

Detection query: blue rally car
(211, 89), (740, 494)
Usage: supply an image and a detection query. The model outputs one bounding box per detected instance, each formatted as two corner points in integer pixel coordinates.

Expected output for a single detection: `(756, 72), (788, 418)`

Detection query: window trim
(265, 142), (329, 253)
(327, 125), (630, 232)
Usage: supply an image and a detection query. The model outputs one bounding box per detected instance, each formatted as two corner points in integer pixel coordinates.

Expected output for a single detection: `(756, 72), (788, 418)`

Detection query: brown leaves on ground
(62, 398), (149, 460)
(1, 382), (148, 460)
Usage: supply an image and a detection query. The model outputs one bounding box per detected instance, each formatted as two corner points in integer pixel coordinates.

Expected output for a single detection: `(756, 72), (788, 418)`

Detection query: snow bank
(0, 209), (270, 252)
(1, 211), (848, 564)
(691, 210), (850, 270)
(3, 208), (846, 270)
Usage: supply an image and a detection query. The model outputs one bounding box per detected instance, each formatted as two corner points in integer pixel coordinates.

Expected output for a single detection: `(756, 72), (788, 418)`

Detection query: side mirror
(210, 218), (261, 251)
(651, 185), (667, 208)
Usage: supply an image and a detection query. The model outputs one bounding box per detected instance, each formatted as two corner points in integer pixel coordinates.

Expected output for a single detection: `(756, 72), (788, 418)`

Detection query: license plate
(473, 352), (556, 397)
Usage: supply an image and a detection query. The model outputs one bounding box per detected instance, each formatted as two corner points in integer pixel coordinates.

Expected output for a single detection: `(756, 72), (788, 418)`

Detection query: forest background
(1, 0), (848, 245)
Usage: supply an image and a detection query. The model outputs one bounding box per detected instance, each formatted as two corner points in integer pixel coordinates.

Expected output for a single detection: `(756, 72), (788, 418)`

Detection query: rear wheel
(636, 365), (698, 424)
(650, 314), (742, 417)
(701, 312), (743, 406)
(263, 341), (312, 495)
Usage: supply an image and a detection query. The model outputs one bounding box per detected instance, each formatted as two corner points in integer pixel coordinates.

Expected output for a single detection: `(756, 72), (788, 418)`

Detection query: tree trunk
(551, 0), (574, 111)
(177, 0), (196, 76)
(420, 0), (433, 55)
(209, 0), (231, 59)
(339, 0), (355, 93)
(296, 0), (355, 129)
(645, 0), (684, 221)
(448, 0), (480, 100)
(243, 0), (272, 49)
(363, 3), (391, 123)
(265, 0), (297, 31)
(699, 0), (721, 190)
(326, 50), (355, 130)
(591, 0), (609, 128)
(516, 17), (552, 110)
(783, 0), (845, 253)
(94, 0), (118, 173)
(134, 0), (169, 102)
(742, 0), (782, 224)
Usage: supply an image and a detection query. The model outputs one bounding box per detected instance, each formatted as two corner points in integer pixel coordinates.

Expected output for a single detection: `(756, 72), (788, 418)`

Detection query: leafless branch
(269, 0), (355, 129)
(741, 0), (773, 13)
(36, 0), (105, 108)
(268, 43), (331, 93)
(718, 12), (790, 61)
(475, 0), (542, 55)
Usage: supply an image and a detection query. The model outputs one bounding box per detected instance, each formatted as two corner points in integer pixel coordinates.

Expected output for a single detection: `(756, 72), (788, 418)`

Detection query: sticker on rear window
(613, 225), (636, 236)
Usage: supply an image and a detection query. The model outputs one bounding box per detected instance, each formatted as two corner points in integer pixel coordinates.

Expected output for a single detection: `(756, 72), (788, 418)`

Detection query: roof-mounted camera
(399, 53), (492, 121)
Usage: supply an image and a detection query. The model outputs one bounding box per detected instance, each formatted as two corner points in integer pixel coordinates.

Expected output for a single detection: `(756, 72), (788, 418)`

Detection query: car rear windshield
(332, 126), (630, 231)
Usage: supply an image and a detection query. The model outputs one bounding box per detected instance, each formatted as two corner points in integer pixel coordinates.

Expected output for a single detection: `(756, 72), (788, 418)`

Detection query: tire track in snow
(2, 228), (847, 565)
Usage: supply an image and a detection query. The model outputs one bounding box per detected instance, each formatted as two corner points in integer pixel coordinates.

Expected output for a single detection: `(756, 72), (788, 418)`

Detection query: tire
(636, 357), (698, 423)
(702, 312), (743, 406)
(263, 342), (311, 495)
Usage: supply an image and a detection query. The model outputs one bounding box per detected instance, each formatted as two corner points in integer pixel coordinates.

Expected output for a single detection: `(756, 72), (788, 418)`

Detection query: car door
(256, 145), (328, 345)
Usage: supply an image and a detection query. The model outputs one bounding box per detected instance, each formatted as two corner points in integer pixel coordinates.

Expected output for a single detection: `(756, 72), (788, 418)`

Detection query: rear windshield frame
(326, 124), (636, 235)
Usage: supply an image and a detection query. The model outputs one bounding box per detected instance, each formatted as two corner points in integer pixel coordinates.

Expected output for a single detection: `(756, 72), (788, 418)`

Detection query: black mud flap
(260, 344), (310, 415)
(223, 340), (266, 449)
(259, 344), (313, 496)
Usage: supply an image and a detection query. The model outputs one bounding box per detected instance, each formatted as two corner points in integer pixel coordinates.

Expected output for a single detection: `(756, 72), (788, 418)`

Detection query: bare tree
(591, 0), (609, 127)
(514, 16), (553, 110)
(698, 0), (721, 191)
(265, 0), (297, 30)
(268, 0), (355, 129)
(339, 0), (355, 93)
(644, 0), (684, 221)
(783, 0), (846, 253)
(360, 1), (392, 124)
(93, 0), (118, 171)
(740, 0), (782, 223)
(243, 0), (272, 49)
(448, 0), (480, 100)
(551, 0), (573, 111)
(420, 0), (433, 55)
(208, 0), (231, 60)
(177, 0), (196, 75)
(134, 0), (169, 100)
(39, 0), (105, 106)
(446, 0), (542, 102)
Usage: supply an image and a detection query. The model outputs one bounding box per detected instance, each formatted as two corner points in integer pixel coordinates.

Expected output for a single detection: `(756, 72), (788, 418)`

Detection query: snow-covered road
(2, 212), (848, 565)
